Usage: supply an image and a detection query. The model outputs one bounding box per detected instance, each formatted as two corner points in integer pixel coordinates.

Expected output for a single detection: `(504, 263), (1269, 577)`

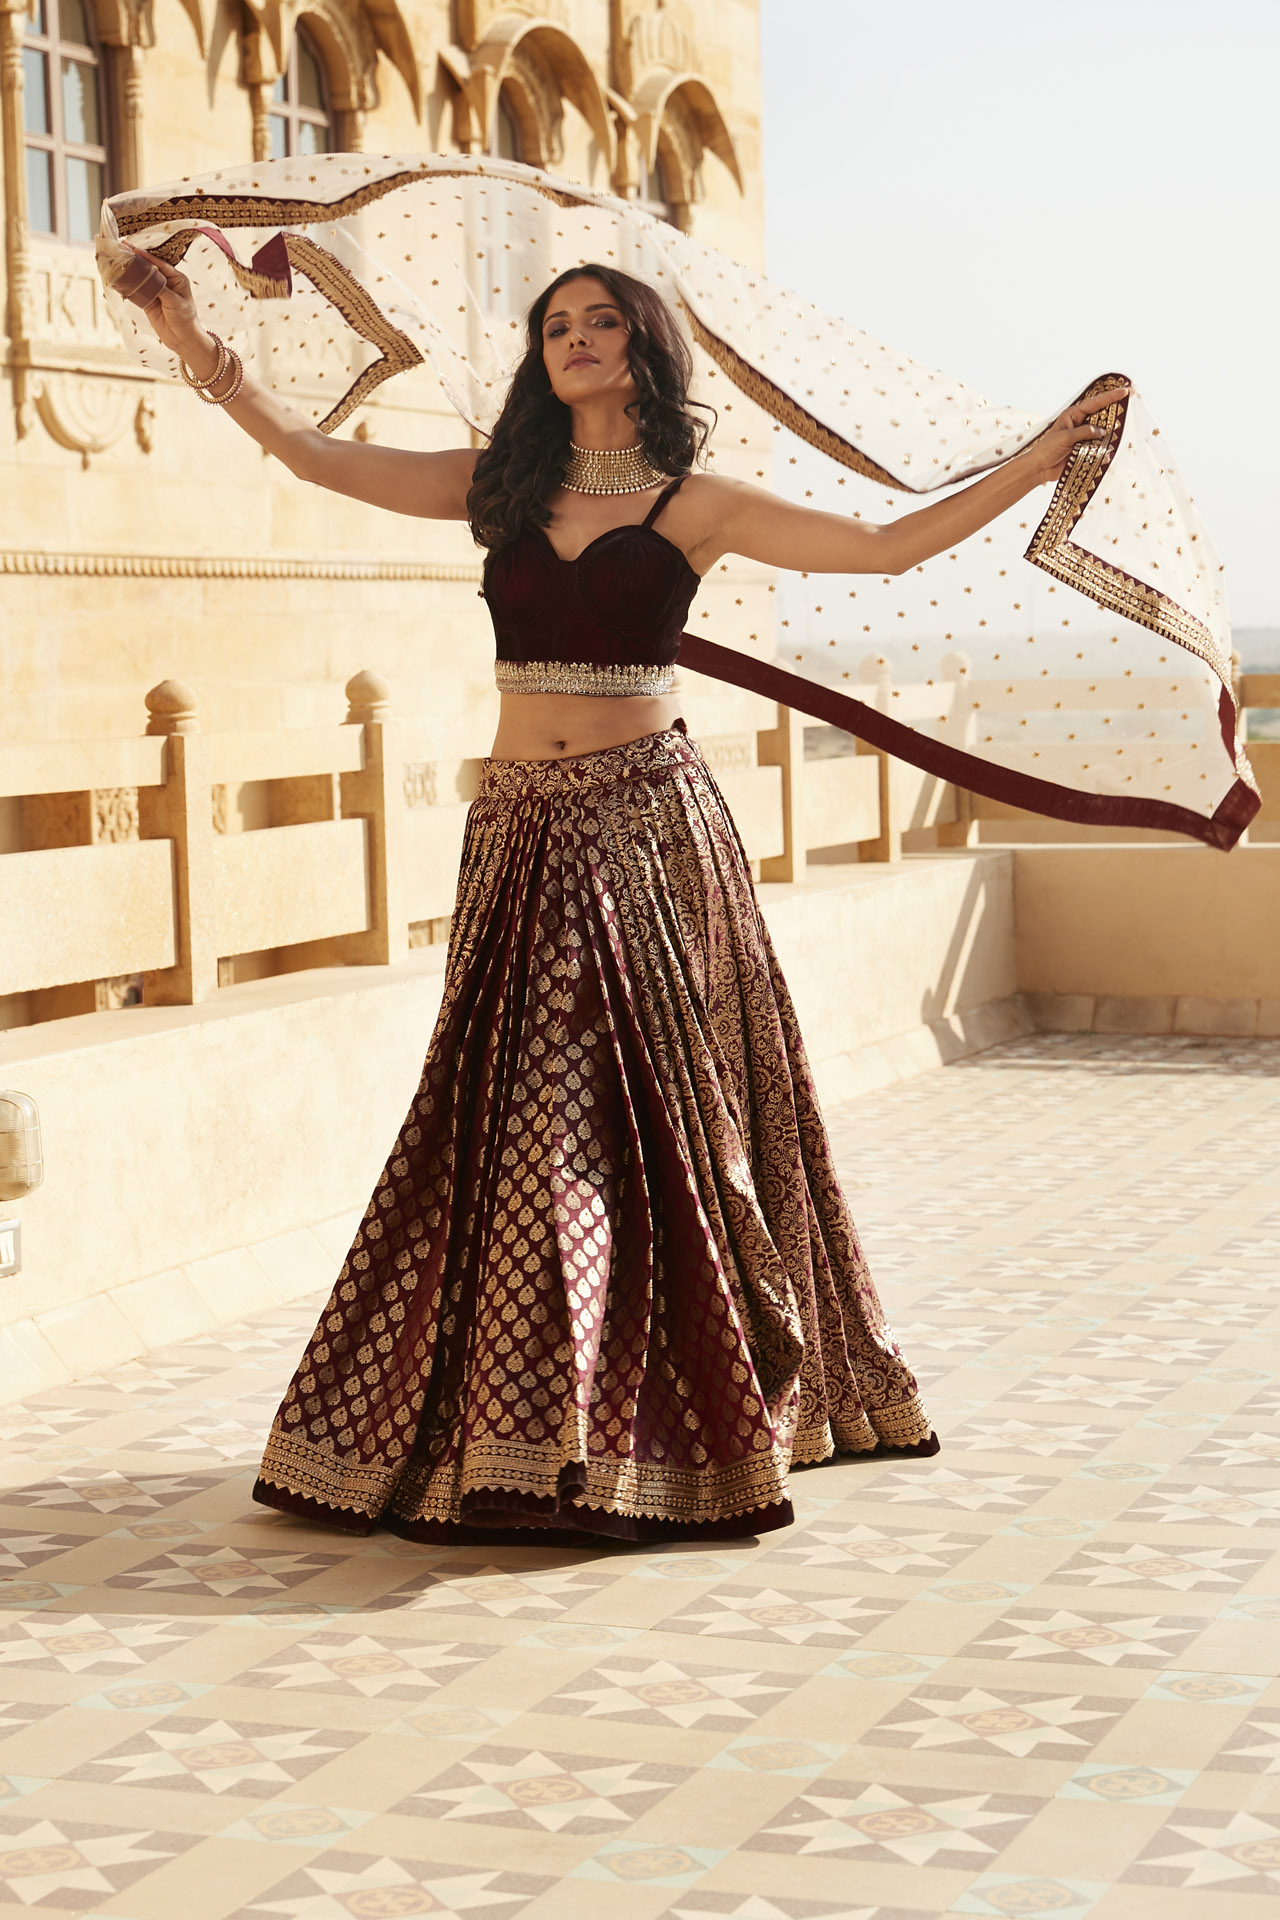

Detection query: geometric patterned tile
(0, 1472), (228, 1515)
(0, 1814), (200, 1904)
(227, 1632), (494, 1700)
(1181, 1432), (1280, 1471)
(0, 1531), (91, 1572)
(1146, 1672), (1273, 1707)
(1062, 1334), (1230, 1366)
(656, 1586), (894, 1647)
(744, 1779), (1040, 1865)
(64, 1715), (364, 1796)
(945, 1421), (1120, 1458)
(394, 1745), (689, 1833)
(844, 1468), (1057, 1513)
(1206, 1714), (1280, 1774)
(762, 1523), (985, 1576)
(1118, 1484), (1280, 1529)
(127, 1417), (263, 1457)
(1048, 1541), (1269, 1591)
(1059, 1763), (1195, 1804)
(0, 1699), (60, 1735)
(660, 1896), (934, 1919)
(0, 1613), (209, 1674)
(706, 1739), (843, 1777)
(950, 1878), (1106, 1919)
(958, 1608), (1205, 1668)
(240, 1854), (550, 1917)
(860, 1685), (1129, 1759)
(102, 1546), (344, 1597)
(365, 1562), (621, 1619)
(1120, 1806), (1280, 1891)
(534, 1656), (795, 1730)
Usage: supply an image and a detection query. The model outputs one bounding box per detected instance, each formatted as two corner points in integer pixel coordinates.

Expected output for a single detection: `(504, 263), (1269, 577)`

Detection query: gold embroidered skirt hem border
(252, 725), (934, 1542)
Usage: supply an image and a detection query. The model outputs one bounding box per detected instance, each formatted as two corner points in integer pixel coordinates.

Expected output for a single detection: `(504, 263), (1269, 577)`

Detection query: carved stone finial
(144, 679), (199, 734)
(345, 669), (391, 724)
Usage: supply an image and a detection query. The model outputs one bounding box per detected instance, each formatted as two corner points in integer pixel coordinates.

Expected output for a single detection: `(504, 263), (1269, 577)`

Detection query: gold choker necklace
(563, 440), (668, 495)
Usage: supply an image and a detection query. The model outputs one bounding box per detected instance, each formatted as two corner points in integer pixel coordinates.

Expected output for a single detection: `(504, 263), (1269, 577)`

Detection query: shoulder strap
(642, 475), (687, 527)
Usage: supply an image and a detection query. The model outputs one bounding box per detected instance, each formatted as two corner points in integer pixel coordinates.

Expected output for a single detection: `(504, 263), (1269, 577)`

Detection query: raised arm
(131, 249), (476, 520)
(684, 386), (1129, 576)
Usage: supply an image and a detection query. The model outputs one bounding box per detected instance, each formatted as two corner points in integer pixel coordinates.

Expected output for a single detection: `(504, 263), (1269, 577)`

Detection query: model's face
(540, 276), (636, 410)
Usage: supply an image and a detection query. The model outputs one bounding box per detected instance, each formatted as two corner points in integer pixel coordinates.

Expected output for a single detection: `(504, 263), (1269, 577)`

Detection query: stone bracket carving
(32, 373), (153, 467)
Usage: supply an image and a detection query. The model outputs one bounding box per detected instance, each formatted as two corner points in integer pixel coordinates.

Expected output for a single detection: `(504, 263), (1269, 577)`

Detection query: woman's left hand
(1019, 385), (1131, 486)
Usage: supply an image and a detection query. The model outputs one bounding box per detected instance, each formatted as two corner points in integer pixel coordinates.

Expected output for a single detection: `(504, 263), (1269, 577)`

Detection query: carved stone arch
(442, 16), (615, 172)
(240, 0), (421, 133)
(632, 69), (743, 199)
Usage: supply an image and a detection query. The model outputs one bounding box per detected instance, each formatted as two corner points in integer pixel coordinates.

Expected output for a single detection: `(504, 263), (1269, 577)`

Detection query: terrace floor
(0, 1032), (1277, 1920)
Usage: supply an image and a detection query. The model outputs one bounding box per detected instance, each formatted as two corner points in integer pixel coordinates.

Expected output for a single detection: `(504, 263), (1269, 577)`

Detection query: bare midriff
(488, 690), (684, 762)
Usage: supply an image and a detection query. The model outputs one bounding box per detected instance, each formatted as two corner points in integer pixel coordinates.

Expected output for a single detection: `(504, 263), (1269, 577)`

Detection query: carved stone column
(0, 0), (33, 437)
(116, 42), (145, 191)
(249, 80), (270, 162)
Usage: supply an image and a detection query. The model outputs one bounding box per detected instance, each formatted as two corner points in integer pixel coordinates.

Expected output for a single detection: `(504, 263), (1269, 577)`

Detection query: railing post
(935, 649), (978, 848)
(756, 702), (806, 882)
(137, 679), (217, 1005)
(338, 669), (408, 965)
(855, 653), (900, 862)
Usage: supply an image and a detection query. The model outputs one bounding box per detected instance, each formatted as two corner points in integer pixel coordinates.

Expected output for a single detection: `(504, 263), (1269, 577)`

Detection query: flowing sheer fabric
(98, 153), (1257, 848)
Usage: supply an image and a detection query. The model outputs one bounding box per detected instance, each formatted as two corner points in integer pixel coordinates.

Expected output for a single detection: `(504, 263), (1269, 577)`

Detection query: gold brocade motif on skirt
(257, 727), (932, 1533)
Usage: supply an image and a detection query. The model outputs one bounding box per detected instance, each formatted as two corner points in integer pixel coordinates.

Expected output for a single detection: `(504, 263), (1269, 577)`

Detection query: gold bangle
(202, 348), (244, 407)
(180, 333), (227, 391)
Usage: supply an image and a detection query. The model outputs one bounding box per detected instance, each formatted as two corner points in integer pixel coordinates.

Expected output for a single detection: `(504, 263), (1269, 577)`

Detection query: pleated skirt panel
(254, 723), (934, 1542)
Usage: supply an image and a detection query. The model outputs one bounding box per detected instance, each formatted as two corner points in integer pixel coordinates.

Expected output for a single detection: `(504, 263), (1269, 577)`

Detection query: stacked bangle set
(179, 332), (244, 406)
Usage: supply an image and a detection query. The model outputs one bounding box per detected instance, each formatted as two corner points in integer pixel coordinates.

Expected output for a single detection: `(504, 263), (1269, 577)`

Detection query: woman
(134, 250), (1123, 1544)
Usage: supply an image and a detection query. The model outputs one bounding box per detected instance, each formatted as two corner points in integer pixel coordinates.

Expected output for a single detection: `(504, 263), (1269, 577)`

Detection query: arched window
(268, 25), (332, 159)
(494, 88), (522, 163)
(637, 145), (673, 223)
(22, 0), (110, 245)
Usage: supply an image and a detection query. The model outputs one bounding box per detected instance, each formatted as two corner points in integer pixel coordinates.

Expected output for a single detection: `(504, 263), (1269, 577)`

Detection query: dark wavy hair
(466, 263), (712, 552)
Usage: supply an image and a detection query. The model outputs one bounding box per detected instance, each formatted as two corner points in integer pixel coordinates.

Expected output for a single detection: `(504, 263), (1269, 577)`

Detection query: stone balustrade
(1, 664), (1275, 1029)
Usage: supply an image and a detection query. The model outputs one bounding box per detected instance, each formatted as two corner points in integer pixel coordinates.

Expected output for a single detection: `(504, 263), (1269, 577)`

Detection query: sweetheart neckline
(536, 521), (700, 577)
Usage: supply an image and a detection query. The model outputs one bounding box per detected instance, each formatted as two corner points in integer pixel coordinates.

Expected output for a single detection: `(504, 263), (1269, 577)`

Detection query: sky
(758, 0), (1278, 639)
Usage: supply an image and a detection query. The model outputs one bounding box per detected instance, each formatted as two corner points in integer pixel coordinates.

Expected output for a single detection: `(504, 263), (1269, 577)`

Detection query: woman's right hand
(127, 247), (220, 379)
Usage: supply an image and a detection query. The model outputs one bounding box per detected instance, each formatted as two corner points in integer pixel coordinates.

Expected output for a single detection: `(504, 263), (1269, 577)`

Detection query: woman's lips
(564, 354), (598, 369)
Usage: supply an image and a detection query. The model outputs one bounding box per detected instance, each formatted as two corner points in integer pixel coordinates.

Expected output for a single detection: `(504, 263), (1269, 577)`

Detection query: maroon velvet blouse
(483, 477), (699, 674)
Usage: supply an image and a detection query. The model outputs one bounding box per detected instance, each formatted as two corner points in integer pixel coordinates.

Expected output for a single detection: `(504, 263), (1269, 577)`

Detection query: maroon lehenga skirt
(254, 723), (935, 1542)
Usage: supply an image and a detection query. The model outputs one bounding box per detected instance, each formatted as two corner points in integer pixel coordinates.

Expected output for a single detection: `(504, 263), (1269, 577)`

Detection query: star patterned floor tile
(1061, 1333), (1230, 1365)
(366, 1560), (621, 1618)
(660, 1896), (933, 1919)
(745, 1779), (1040, 1867)
(0, 1530), (91, 1572)
(859, 1684), (1129, 1758)
(761, 1521), (985, 1576)
(1049, 1540), (1269, 1591)
(1002, 1374), (1173, 1409)
(0, 1471), (228, 1515)
(1181, 1431), (1280, 1470)
(958, 1607), (1204, 1668)
(1119, 1483), (1280, 1528)
(64, 1714), (364, 1797)
(1207, 1714), (1280, 1774)
(950, 1875), (1106, 1919)
(0, 1613), (209, 1673)
(656, 1585), (894, 1647)
(915, 1289), (1066, 1317)
(1238, 1385), (1280, 1419)
(103, 1545), (343, 1596)
(227, 1631), (494, 1699)
(0, 1814), (200, 1906)
(1121, 1806), (1280, 1891)
(533, 1656), (796, 1730)
(945, 1420), (1119, 1457)
(849, 1466), (1057, 1512)
(241, 1853), (550, 1917)
(1118, 1296), (1270, 1327)
(395, 1743), (689, 1833)
(0, 1699), (60, 1736)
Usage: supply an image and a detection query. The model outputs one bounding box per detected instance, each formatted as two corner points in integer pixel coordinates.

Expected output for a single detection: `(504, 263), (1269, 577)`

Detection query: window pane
(25, 145), (54, 233)
(268, 113), (288, 160)
(28, 0), (47, 34)
(297, 118), (329, 157)
(61, 57), (100, 146)
(64, 153), (102, 243)
(272, 76), (286, 104)
(60, 0), (91, 45)
(22, 46), (49, 135)
(296, 39), (325, 111)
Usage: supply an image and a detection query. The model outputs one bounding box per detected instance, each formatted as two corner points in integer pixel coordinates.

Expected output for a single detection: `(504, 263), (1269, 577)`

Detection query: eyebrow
(543, 302), (621, 325)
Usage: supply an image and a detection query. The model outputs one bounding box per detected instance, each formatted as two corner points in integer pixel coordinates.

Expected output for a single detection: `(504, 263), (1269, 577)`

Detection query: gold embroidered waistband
(496, 660), (675, 698)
